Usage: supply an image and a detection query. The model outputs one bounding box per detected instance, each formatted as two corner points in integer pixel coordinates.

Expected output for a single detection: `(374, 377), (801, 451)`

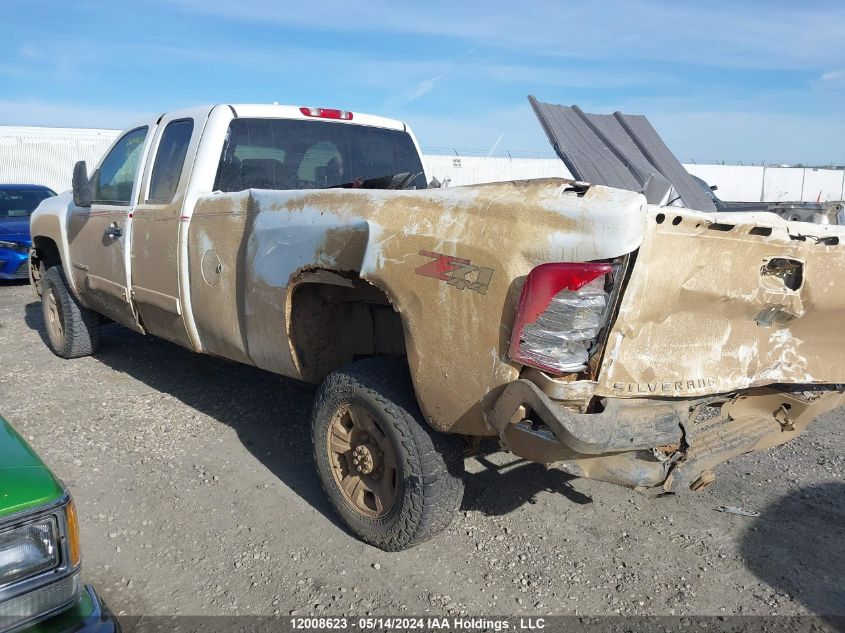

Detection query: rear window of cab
(214, 118), (425, 192)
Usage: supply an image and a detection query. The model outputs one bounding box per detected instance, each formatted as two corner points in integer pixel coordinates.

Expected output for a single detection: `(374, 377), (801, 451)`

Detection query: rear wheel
(326, 401), (400, 518)
(41, 265), (100, 358)
(312, 357), (465, 550)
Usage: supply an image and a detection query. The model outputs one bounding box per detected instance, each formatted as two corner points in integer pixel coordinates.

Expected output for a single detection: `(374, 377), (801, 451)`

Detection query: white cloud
(820, 69), (845, 84)
(401, 74), (445, 104)
(5, 2), (843, 163)
(481, 64), (671, 89)
(165, 0), (845, 71)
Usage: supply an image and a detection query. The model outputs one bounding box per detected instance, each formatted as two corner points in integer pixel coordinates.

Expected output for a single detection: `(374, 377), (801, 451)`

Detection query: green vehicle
(0, 417), (118, 632)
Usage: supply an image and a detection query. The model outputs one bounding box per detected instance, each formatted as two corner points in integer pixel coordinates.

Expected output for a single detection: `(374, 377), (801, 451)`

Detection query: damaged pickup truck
(29, 102), (845, 550)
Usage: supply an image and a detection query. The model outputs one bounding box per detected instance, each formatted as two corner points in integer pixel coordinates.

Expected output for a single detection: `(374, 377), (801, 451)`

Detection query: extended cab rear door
(129, 106), (213, 348)
(67, 119), (158, 330)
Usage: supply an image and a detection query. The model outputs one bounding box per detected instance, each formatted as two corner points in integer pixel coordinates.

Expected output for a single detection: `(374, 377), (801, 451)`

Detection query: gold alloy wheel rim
(327, 403), (398, 518)
(45, 287), (64, 345)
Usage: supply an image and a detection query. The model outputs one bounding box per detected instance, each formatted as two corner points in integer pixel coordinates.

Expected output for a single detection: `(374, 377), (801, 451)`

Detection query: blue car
(0, 185), (56, 281)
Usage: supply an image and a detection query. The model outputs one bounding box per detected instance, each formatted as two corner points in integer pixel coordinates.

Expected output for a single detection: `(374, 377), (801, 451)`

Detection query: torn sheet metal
(664, 387), (845, 491)
(529, 95), (717, 213)
(597, 208), (845, 398)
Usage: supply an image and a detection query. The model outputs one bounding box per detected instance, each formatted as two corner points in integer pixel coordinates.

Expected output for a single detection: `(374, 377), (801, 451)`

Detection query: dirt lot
(1, 280), (843, 618)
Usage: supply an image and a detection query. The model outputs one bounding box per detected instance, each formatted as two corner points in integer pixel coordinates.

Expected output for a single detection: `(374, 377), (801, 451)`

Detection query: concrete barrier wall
(683, 164), (766, 202)
(421, 154), (569, 187)
(684, 164), (845, 202)
(1, 126), (842, 203)
(424, 156), (844, 203)
(801, 168), (845, 202)
(761, 167), (805, 202)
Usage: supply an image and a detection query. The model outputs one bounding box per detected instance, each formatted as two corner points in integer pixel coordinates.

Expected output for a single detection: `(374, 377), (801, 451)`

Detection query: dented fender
(185, 179), (647, 434)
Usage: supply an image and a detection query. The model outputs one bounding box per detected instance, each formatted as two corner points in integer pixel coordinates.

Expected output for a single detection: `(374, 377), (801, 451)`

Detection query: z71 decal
(414, 250), (494, 295)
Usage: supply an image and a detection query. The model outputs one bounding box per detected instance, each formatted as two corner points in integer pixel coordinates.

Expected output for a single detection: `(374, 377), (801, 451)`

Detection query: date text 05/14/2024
(290, 617), (547, 631)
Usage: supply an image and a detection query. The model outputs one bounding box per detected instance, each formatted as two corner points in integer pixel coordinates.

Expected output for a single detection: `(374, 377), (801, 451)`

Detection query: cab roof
(129, 104), (410, 138)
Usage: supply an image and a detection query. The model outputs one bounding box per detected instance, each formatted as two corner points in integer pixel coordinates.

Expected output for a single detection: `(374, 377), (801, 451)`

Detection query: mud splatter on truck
(29, 102), (845, 550)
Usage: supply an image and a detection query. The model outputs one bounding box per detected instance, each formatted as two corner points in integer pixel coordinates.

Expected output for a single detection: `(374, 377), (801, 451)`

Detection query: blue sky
(3, 0), (844, 164)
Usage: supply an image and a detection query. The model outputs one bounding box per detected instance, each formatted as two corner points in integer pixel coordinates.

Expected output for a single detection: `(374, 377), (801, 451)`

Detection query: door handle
(106, 222), (122, 239)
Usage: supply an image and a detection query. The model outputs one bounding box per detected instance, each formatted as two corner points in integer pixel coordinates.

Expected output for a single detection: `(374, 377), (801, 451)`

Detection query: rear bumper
(489, 378), (845, 492)
(489, 379), (683, 489)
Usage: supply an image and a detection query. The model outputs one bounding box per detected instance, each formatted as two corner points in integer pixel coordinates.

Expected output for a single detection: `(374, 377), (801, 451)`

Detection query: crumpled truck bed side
(597, 208), (845, 397)
(184, 179), (647, 435)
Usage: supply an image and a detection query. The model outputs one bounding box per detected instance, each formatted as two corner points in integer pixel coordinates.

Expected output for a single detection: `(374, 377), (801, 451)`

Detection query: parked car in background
(0, 416), (118, 632)
(0, 185), (55, 281)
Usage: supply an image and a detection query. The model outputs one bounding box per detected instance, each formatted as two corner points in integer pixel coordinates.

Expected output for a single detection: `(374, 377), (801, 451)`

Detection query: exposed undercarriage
(489, 375), (845, 493)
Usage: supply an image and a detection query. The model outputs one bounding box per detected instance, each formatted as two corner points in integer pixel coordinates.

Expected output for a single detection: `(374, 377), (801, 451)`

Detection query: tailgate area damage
(599, 209), (845, 397)
(667, 387), (845, 491)
(489, 378), (845, 492)
(489, 204), (845, 492)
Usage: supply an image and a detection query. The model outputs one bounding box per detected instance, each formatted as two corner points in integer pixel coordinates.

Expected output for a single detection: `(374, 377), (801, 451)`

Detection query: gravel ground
(1, 280), (843, 618)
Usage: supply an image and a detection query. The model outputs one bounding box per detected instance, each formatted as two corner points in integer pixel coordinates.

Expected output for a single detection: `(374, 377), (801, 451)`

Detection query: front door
(67, 125), (153, 329)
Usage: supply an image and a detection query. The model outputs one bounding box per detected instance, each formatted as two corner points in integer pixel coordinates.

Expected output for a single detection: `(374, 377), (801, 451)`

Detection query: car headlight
(0, 518), (59, 587)
(0, 499), (82, 629)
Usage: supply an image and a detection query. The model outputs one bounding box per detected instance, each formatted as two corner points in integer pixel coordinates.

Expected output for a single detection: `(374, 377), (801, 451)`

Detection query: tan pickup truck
(29, 103), (845, 550)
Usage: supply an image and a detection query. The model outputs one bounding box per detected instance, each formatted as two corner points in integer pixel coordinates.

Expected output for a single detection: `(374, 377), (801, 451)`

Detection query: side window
(148, 119), (194, 203)
(92, 127), (148, 205)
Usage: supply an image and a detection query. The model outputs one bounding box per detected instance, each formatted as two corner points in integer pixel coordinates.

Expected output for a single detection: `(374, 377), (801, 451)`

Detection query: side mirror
(710, 184), (718, 191)
(72, 161), (92, 207)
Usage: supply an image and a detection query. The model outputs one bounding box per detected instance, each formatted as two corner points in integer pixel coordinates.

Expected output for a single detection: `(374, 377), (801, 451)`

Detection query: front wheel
(41, 265), (100, 359)
(312, 357), (465, 551)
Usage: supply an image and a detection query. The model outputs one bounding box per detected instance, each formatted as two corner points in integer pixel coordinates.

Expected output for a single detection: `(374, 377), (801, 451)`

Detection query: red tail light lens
(509, 263), (613, 375)
(299, 107), (353, 120)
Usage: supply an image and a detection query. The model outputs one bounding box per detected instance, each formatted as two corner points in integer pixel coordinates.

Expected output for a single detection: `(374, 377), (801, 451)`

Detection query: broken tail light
(509, 263), (614, 375)
(299, 107), (353, 120)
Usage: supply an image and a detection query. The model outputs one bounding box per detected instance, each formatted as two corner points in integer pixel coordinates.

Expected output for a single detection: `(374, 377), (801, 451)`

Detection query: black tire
(312, 357), (465, 551)
(41, 265), (100, 359)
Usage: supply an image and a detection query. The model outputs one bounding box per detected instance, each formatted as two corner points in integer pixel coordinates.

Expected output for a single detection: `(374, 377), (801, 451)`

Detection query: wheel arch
(31, 235), (61, 267)
(29, 235), (61, 296)
(287, 268), (409, 383)
(30, 205), (79, 296)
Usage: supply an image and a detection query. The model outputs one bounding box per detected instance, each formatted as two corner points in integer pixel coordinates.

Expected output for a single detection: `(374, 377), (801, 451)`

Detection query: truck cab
(31, 104), (426, 349)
